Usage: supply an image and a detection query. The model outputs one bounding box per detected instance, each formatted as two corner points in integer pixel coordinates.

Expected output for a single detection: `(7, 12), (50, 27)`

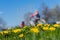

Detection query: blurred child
(20, 21), (25, 28)
(35, 10), (46, 25)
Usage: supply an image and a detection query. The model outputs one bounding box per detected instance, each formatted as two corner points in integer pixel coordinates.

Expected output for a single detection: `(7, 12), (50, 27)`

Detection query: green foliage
(0, 24), (60, 40)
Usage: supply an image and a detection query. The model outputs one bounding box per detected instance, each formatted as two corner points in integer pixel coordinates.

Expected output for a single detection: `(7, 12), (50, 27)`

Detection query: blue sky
(0, 0), (60, 27)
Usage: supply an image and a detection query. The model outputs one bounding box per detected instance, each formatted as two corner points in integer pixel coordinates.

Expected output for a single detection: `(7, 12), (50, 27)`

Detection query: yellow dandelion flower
(37, 24), (42, 27)
(3, 31), (9, 34)
(43, 27), (49, 30)
(30, 27), (39, 33)
(12, 29), (21, 33)
(49, 27), (56, 31)
(19, 34), (24, 38)
(44, 24), (50, 27)
(53, 24), (60, 27)
(0, 32), (3, 35)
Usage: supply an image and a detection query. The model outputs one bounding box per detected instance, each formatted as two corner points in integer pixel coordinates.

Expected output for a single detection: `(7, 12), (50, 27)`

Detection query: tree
(50, 5), (60, 21)
(0, 17), (7, 30)
(42, 6), (50, 22)
(24, 12), (33, 26)
(55, 5), (60, 21)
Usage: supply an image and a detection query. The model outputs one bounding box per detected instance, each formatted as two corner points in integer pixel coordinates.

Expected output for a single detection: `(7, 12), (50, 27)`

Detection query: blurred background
(0, 0), (60, 30)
